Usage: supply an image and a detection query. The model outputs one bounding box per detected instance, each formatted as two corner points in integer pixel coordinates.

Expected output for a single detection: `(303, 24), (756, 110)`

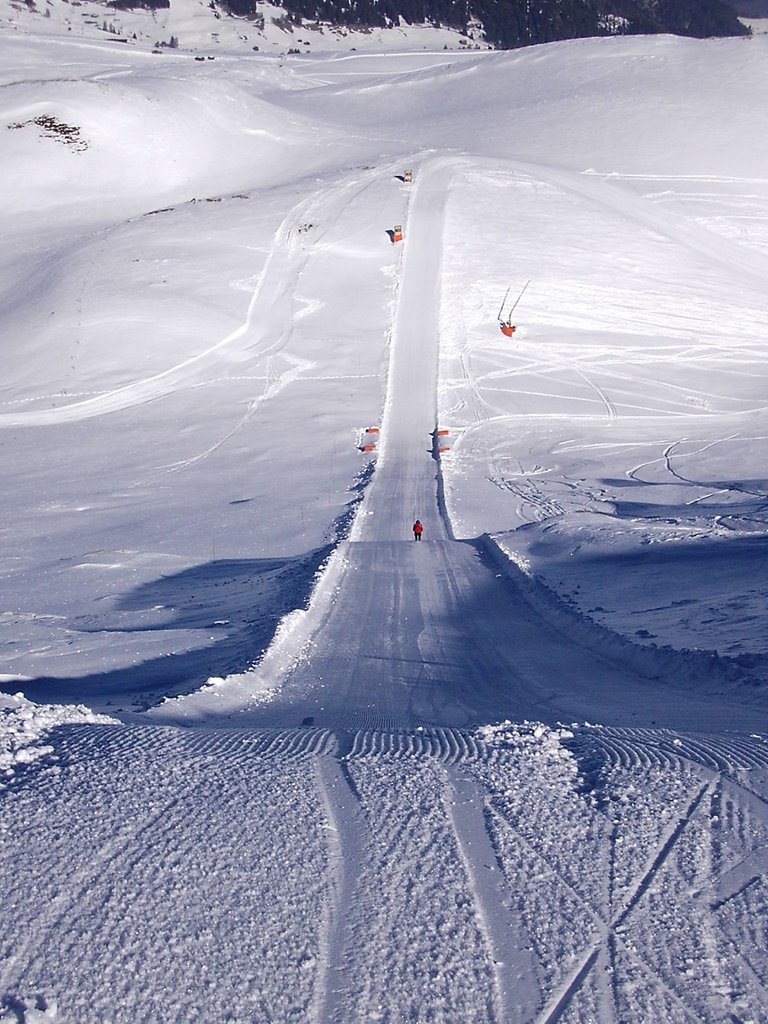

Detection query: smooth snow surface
(2, 29), (768, 1023)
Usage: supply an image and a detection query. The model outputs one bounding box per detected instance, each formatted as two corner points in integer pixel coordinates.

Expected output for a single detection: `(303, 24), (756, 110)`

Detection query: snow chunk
(0, 692), (118, 784)
(477, 719), (575, 749)
(476, 720), (577, 773)
(0, 995), (58, 1022)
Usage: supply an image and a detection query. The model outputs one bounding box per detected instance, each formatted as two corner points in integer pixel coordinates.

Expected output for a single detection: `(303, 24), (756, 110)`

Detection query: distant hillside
(0, 0), (749, 51)
(237, 0), (750, 48)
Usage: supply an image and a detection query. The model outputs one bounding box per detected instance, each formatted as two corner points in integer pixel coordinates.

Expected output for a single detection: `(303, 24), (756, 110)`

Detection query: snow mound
(0, 692), (118, 784)
(0, 995), (58, 1023)
(148, 544), (350, 723)
(477, 719), (576, 758)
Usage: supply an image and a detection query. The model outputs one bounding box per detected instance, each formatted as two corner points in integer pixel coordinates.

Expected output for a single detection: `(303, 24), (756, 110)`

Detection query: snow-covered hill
(0, 0), (489, 53)
(3, 30), (768, 704)
(2, 27), (768, 1024)
(0, 0), (749, 55)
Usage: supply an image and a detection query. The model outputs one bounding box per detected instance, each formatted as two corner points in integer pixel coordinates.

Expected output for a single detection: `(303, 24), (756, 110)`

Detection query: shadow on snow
(0, 548), (332, 714)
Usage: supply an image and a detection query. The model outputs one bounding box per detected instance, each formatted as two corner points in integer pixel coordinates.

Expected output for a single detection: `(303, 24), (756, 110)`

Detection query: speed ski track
(5, 155), (768, 1023)
(153, 155), (766, 736)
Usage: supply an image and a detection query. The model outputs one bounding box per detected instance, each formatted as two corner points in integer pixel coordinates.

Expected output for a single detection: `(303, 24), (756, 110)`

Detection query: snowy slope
(0, 0), (489, 54)
(2, 29), (768, 1024)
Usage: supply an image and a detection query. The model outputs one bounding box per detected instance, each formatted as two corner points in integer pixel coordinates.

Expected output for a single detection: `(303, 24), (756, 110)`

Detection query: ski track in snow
(0, 166), (386, 429)
(440, 156), (768, 542)
(4, 39), (768, 1024)
(127, 154), (768, 1022)
(533, 159), (768, 289)
(4, 722), (768, 1022)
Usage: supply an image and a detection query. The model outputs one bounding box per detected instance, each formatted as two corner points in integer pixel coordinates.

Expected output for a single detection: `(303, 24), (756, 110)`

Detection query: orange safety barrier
(365, 427), (380, 434)
(438, 446), (451, 453)
(436, 429), (450, 437)
(362, 444), (377, 452)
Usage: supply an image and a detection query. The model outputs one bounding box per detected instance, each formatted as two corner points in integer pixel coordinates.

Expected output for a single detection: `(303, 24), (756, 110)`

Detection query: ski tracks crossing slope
(515, 157), (768, 291)
(144, 154), (768, 1021)
(168, 158), (766, 736)
(5, 722), (768, 1022)
(0, 169), (382, 428)
(6, 157), (768, 1023)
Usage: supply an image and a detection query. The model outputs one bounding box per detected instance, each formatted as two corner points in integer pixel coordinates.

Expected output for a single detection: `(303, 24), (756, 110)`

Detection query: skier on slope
(412, 519), (423, 542)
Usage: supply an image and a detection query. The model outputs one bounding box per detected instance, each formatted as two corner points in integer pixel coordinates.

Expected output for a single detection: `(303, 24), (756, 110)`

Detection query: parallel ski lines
(343, 727), (487, 763)
(567, 726), (768, 776)
(0, 789), (184, 994)
(542, 780), (712, 1021)
(535, 945), (602, 1024)
(489, 765), (718, 1022)
(615, 944), (706, 1024)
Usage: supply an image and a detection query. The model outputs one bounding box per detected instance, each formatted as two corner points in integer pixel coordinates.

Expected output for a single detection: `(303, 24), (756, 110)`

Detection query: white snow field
(2, 28), (768, 1024)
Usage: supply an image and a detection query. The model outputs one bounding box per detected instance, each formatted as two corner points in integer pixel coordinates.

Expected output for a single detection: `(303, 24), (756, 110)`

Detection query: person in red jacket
(412, 519), (423, 541)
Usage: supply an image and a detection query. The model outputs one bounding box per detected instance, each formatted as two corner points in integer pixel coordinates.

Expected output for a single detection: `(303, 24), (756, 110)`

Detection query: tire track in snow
(447, 770), (540, 1024)
(2, 725), (334, 1021)
(573, 727), (768, 775)
(7, 722), (767, 1021)
(311, 753), (366, 1024)
(55, 721), (339, 763)
(612, 780), (713, 930)
(311, 753), (502, 1021)
(518, 775), (716, 1022)
(345, 727), (487, 763)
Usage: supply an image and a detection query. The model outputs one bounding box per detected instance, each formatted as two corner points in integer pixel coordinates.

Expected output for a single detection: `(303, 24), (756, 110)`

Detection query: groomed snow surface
(2, 29), (768, 1023)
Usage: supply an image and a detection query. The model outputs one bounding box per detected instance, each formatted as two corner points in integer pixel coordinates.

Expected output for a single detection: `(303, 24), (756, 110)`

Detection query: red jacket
(413, 521), (423, 535)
